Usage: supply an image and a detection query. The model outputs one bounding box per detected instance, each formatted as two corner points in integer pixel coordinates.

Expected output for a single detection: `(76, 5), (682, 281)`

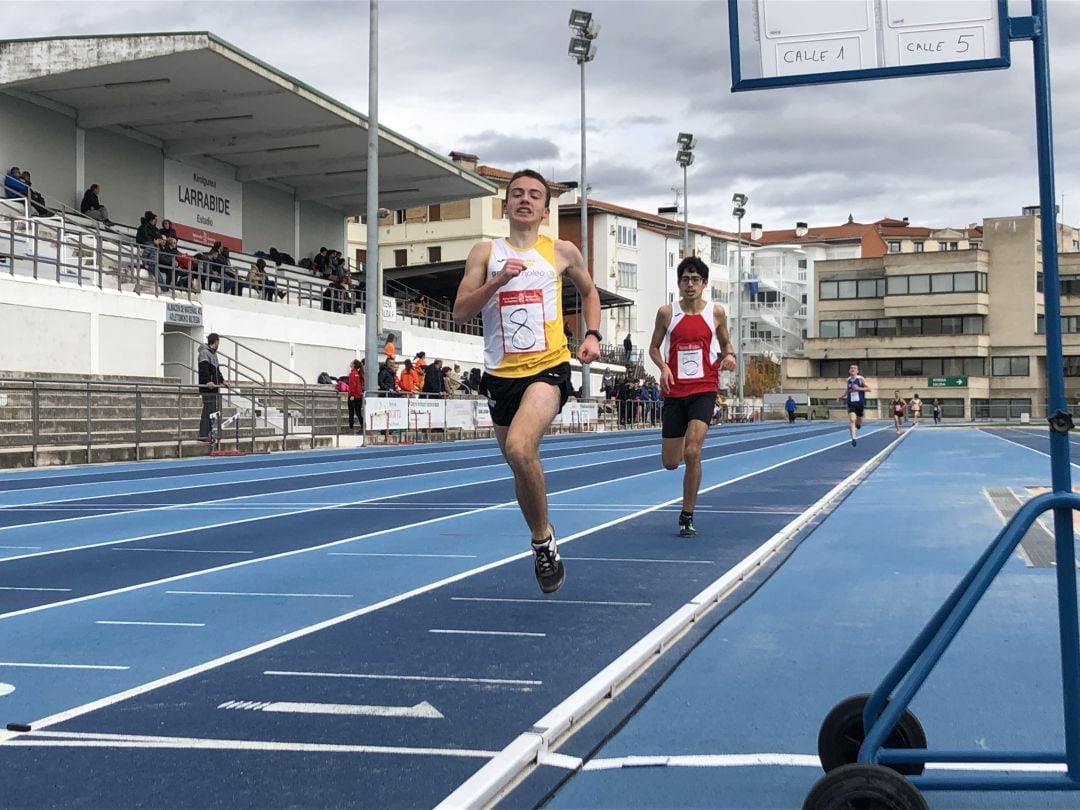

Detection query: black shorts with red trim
(481, 362), (572, 427)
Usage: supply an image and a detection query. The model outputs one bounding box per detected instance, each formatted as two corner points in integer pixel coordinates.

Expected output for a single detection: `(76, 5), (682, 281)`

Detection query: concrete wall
(243, 182), (296, 257)
(299, 200), (345, 262)
(0, 92), (76, 210)
(84, 128), (165, 227)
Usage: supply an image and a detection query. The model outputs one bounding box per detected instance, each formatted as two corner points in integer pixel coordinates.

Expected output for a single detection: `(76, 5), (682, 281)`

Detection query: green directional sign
(928, 376), (967, 388)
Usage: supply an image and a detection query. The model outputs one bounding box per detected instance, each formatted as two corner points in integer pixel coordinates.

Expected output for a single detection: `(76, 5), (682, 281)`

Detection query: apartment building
(788, 212), (1080, 419)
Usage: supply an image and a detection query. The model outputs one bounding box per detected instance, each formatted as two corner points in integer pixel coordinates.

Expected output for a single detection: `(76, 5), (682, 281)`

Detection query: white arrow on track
(218, 699), (443, 719)
(0, 682), (14, 697)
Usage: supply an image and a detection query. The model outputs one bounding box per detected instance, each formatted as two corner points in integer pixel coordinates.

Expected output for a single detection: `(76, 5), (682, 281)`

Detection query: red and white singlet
(663, 301), (720, 398)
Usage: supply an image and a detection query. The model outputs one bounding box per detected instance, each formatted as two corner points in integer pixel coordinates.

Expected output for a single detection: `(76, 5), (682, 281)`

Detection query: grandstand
(0, 32), (506, 466)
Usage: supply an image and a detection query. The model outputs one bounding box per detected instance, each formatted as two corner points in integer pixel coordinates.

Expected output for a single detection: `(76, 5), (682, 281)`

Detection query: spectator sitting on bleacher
(159, 219), (178, 240)
(144, 233), (167, 287)
(378, 358), (400, 394)
(19, 170), (53, 217)
(468, 367), (482, 393)
(447, 364), (463, 395)
(219, 246), (239, 295)
(247, 258), (280, 301)
(158, 236), (181, 288)
(322, 275), (346, 312)
(4, 167), (28, 201)
(192, 245), (218, 291)
(175, 247), (196, 290)
(79, 183), (113, 225)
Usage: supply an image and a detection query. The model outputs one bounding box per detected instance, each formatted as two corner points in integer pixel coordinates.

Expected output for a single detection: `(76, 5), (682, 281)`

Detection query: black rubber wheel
(818, 693), (926, 775)
(803, 763), (928, 810)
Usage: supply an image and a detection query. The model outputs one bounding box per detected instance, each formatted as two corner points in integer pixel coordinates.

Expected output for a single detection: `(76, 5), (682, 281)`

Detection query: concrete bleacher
(0, 371), (339, 468)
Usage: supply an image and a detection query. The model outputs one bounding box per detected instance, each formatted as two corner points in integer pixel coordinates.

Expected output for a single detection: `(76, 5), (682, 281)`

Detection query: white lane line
(219, 699), (444, 719)
(4, 431), (860, 743)
(0, 546), (41, 550)
(96, 621), (206, 628)
(263, 670), (542, 687)
(562, 557), (714, 565)
(0, 431), (673, 562)
(0, 662), (128, 671)
(0, 586), (72, 592)
(429, 629), (546, 638)
(114, 548), (254, 555)
(451, 596), (651, 607)
(552, 752), (1072, 774)
(1, 730), (495, 758)
(166, 590), (353, 599)
(328, 552), (478, 559)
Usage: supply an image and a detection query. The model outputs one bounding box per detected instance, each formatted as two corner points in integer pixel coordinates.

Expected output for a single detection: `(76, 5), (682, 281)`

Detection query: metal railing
(0, 376), (346, 467)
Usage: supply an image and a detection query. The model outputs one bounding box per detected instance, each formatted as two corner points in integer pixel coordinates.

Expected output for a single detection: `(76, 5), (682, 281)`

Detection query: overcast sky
(11, 0), (1080, 234)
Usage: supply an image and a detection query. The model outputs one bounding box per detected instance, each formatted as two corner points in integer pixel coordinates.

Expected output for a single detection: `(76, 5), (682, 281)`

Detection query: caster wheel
(803, 763), (928, 810)
(818, 693), (926, 775)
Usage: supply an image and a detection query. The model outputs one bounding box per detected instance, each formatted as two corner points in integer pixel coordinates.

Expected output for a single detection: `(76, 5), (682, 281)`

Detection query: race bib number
(849, 390), (862, 403)
(677, 346), (704, 379)
(499, 289), (547, 355)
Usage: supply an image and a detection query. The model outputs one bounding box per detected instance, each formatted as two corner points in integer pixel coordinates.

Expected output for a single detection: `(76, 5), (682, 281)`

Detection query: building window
(914, 242), (924, 252)
(711, 287), (726, 302)
(617, 224), (638, 247)
(710, 238), (728, 264)
(992, 356), (1030, 376)
(617, 261), (638, 289)
(888, 241), (900, 253)
(394, 209), (407, 224)
(427, 246), (442, 263)
(428, 204), (442, 222)
(394, 249), (407, 267)
(669, 252), (675, 268)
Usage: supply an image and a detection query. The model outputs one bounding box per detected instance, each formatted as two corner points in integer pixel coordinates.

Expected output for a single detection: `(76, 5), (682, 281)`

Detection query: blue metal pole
(1028, 0), (1080, 779)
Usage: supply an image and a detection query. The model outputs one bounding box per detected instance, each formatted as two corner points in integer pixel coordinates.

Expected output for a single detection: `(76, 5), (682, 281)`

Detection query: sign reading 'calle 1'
(928, 376), (968, 388)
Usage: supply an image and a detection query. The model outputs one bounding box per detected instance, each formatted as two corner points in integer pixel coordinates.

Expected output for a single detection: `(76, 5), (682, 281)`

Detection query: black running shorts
(482, 362), (572, 428)
(661, 391), (715, 439)
(847, 402), (865, 418)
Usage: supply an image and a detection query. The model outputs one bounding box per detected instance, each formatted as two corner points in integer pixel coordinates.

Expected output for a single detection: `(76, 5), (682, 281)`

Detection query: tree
(744, 355), (780, 399)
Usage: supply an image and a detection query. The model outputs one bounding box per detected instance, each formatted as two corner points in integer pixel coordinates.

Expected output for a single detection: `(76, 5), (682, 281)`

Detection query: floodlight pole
(736, 213), (744, 403)
(363, 0), (381, 395)
(579, 55), (591, 399)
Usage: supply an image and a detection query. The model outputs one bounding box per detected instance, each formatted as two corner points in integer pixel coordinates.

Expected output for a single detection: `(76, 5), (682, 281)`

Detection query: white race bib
(677, 347), (704, 379)
(499, 289), (547, 355)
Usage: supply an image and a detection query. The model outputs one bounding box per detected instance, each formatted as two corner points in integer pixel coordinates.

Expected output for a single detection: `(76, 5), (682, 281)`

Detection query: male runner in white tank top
(649, 257), (737, 538)
(453, 170), (601, 594)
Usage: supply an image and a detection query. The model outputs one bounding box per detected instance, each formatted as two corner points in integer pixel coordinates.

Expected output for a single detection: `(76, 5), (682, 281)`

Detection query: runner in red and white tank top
(648, 257), (737, 539)
(664, 300), (722, 398)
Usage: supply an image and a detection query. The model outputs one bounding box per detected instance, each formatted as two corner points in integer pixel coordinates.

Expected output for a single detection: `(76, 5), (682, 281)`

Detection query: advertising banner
(164, 159), (244, 251)
(364, 395), (408, 431)
(408, 398), (446, 430)
(445, 399), (476, 430)
(474, 399), (493, 429)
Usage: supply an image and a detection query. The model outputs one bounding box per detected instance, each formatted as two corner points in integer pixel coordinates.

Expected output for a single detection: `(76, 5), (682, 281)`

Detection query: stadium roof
(0, 32), (497, 214)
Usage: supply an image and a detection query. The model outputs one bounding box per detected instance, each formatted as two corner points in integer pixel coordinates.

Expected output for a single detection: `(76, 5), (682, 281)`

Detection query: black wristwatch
(584, 329), (603, 342)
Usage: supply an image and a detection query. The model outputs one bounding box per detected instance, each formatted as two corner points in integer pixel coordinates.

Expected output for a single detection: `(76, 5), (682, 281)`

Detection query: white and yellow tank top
(481, 235), (569, 377)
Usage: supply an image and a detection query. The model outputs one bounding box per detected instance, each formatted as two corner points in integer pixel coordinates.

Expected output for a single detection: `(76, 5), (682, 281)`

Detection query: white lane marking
(451, 597), (651, 607)
(166, 590), (352, 599)
(263, 670), (542, 687)
(553, 752), (1071, 774)
(328, 552), (478, 559)
(429, 629), (545, 638)
(95, 621), (206, 628)
(0, 431), (677, 562)
(0, 682), (14, 697)
(435, 428), (903, 810)
(2, 729), (495, 758)
(0, 662), (128, 671)
(114, 548), (254, 555)
(4, 430), (860, 742)
(219, 699), (444, 719)
(562, 557), (713, 565)
(0, 546), (41, 550)
(981, 427), (1080, 468)
(0, 586), (72, 592)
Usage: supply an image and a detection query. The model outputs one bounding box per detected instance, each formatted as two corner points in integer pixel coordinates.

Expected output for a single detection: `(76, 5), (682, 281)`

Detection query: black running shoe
(851, 438), (857, 447)
(678, 513), (697, 538)
(532, 532), (565, 594)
